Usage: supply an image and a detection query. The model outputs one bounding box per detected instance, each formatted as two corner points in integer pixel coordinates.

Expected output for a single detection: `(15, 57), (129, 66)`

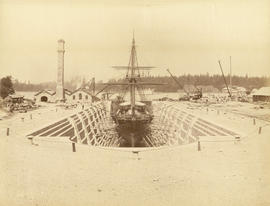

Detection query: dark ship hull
(110, 100), (153, 147)
(116, 119), (152, 147)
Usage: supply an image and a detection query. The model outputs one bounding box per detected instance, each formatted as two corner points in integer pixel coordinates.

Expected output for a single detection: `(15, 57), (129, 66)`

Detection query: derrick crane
(218, 60), (232, 98)
(192, 80), (203, 100)
(166, 69), (189, 96)
(166, 69), (202, 100)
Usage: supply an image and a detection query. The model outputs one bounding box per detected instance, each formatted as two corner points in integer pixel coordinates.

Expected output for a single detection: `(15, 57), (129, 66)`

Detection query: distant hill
(10, 74), (270, 93)
(99, 74), (270, 93)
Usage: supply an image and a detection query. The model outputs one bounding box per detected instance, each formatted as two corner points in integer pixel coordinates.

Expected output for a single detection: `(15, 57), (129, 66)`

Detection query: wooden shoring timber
(78, 111), (92, 145)
(96, 134), (106, 146)
(148, 131), (158, 145)
(97, 118), (105, 133)
(50, 124), (73, 137)
(144, 135), (155, 147)
(89, 123), (98, 146)
(178, 112), (190, 144)
(186, 116), (199, 142)
(106, 135), (114, 147)
(90, 118), (101, 140)
(67, 116), (82, 144)
(193, 124), (216, 137)
(166, 107), (178, 122)
(106, 135), (115, 147)
(35, 120), (70, 137)
(90, 109), (103, 135)
(195, 120), (229, 136)
(100, 133), (111, 147)
(167, 131), (175, 146)
(84, 110), (95, 128)
(158, 105), (168, 122)
(100, 109), (111, 130)
(110, 136), (119, 147)
(97, 134), (106, 146)
(92, 106), (101, 120)
(174, 128), (185, 143)
(143, 139), (151, 147)
(155, 132), (167, 146)
(168, 125), (180, 145)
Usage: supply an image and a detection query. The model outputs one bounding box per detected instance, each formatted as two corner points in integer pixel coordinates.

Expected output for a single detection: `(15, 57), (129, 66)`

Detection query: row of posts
(6, 113), (33, 135)
(6, 107), (59, 134)
(19, 108), (59, 122)
(4, 108), (81, 152)
(4, 109), (77, 153)
(197, 115), (263, 151)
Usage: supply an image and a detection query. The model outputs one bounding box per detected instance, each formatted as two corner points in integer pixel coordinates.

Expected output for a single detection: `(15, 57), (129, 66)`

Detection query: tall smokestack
(56, 39), (65, 101)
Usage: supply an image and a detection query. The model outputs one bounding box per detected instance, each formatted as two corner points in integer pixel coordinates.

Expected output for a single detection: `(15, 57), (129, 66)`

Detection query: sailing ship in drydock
(106, 36), (162, 147)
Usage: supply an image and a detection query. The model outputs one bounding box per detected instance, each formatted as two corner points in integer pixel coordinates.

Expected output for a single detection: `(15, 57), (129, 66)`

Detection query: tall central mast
(108, 35), (160, 118)
(130, 36), (136, 115)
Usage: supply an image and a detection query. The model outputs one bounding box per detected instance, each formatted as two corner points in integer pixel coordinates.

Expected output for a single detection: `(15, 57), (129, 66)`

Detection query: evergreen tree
(0, 76), (15, 98)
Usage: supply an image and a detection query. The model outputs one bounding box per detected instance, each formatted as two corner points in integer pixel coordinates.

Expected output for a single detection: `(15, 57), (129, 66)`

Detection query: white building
(67, 88), (99, 103)
(222, 86), (246, 96)
(34, 90), (56, 102)
(252, 87), (270, 102)
(34, 88), (99, 103)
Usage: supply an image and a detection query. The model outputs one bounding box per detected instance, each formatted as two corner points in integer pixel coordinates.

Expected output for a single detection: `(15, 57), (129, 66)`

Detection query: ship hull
(116, 119), (152, 147)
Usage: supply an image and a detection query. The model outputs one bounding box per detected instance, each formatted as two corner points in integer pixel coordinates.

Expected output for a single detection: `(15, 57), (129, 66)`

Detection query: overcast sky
(0, 0), (269, 83)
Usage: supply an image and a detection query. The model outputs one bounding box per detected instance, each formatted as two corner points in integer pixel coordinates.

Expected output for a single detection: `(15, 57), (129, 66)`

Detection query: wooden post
(235, 136), (240, 143)
(253, 118), (256, 125)
(198, 141), (201, 151)
(30, 114), (32, 119)
(28, 137), (34, 145)
(258, 127), (262, 134)
(72, 142), (76, 152)
(6, 128), (9, 136)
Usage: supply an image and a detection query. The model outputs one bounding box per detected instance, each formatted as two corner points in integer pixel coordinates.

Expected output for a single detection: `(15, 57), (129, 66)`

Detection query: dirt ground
(0, 102), (269, 206)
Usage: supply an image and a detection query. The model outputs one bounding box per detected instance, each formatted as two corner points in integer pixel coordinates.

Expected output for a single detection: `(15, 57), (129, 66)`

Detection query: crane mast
(218, 60), (232, 98)
(166, 69), (189, 96)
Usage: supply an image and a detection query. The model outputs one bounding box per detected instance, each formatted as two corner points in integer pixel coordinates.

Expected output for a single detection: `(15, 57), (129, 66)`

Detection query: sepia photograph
(0, 0), (270, 205)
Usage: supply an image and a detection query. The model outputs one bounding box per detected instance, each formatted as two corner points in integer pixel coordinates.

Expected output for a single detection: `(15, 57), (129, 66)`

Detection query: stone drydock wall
(27, 101), (119, 147)
(150, 102), (239, 146)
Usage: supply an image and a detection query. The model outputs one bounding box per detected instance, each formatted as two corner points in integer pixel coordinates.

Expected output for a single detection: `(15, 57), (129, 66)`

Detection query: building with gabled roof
(34, 88), (99, 103)
(66, 88), (99, 103)
(252, 87), (270, 102)
(34, 90), (56, 102)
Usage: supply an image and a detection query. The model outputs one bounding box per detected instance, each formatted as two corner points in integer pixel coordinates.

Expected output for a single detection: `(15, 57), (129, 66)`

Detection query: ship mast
(106, 36), (164, 118)
(129, 36), (137, 116)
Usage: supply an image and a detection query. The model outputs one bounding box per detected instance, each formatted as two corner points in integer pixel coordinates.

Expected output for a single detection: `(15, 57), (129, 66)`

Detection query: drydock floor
(0, 102), (270, 206)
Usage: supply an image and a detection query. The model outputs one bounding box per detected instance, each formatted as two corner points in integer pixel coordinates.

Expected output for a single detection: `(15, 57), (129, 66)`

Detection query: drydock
(0, 100), (270, 206)
(26, 101), (240, 148)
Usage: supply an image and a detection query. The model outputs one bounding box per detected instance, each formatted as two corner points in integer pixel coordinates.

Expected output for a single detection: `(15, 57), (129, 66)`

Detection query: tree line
(105, 74), (270, 92)
(1, 74), (269, 99)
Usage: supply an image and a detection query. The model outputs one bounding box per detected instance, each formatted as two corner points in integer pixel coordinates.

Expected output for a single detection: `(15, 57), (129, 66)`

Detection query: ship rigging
(106, 36), (162, 125)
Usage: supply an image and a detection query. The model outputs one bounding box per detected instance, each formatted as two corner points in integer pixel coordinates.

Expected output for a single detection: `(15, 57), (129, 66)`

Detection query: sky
(0, 0), (270, 83)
